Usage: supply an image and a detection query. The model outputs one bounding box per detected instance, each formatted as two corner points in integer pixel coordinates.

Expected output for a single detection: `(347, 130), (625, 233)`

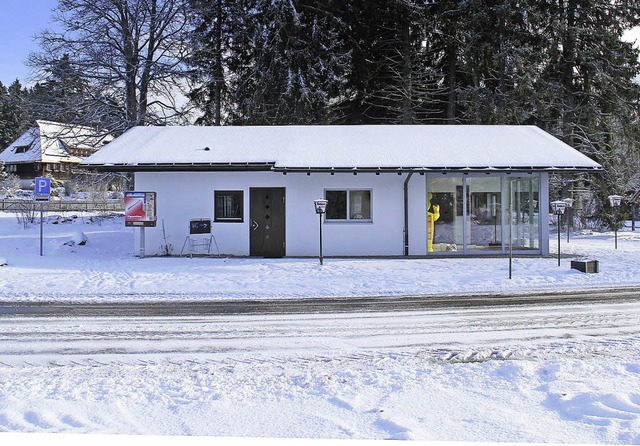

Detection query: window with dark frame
(325, 189), (372, 221)
(214, 190), (244, 222)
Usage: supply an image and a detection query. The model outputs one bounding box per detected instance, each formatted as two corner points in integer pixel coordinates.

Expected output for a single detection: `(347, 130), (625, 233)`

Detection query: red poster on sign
(125, 192), (157, 227)
(125, 196), (144, 220)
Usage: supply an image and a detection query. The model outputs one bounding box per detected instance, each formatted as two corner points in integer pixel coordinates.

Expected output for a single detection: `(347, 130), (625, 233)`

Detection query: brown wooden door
(250, 187), (286, 257)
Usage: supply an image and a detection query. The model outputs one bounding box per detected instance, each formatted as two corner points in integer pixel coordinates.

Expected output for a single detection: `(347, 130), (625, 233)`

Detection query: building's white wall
(131, 170), (550, 257)
(133, 171), (415, 257)
(306, 173), (407, 257)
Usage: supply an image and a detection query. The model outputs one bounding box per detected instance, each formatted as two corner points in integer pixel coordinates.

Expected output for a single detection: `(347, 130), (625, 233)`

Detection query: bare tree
(29, 0), (190, 135)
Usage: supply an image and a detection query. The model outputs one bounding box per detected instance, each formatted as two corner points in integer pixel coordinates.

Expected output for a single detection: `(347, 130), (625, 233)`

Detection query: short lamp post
(562, 197), (575, 243)
(551, 200), (567, 266)
(608, 194), (623, 249)
(314, 199), (328, 265)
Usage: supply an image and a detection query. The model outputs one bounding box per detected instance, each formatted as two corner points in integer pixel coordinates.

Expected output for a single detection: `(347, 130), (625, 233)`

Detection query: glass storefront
(427, 174), (540, 254)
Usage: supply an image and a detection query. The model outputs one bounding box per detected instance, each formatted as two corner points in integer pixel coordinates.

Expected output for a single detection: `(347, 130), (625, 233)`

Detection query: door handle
(251, 220), (259, 231)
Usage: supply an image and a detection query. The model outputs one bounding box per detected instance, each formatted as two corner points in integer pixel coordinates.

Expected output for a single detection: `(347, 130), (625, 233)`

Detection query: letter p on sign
(35, 177), (51, 195)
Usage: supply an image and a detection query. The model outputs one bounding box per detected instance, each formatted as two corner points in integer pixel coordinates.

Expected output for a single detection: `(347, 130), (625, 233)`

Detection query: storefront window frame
(426, 173), (543, 255)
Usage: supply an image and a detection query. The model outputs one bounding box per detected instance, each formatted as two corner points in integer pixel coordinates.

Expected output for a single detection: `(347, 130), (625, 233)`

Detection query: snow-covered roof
(81, 125), (602, 173)
(0, 120), (113, 164)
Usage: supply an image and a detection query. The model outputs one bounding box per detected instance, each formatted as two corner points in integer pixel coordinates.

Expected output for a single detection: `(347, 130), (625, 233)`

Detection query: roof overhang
(79, 162), (276, 172)
(3, 158), (82, 165)
(79, 162), (603, 174)
(2, 159), (42, 165)
(275, 166), (603, 174)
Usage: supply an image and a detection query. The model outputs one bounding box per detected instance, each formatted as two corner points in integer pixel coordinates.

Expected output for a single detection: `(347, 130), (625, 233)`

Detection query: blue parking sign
(35, 177), (51, 195)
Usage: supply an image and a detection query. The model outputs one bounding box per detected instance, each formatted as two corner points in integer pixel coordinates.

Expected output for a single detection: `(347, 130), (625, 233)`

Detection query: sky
(0, 1), (638, 88)
(0, 0), (58, 86)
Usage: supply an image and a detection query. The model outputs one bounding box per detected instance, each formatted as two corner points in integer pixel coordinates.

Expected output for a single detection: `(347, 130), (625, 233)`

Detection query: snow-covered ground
(1, 211), (640, 445)
(0, 211), (639, 301)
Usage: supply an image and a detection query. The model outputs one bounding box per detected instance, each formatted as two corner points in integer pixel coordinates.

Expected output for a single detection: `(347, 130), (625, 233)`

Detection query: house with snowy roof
(0, 120), (113, 185)
(81, 125), (601, 258)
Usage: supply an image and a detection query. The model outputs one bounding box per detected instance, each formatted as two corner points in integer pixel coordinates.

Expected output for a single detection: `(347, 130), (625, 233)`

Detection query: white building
(81, 125), (602, 258)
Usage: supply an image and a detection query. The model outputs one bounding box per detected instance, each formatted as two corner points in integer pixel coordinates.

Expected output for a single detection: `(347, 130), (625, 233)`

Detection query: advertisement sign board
(125, 191), (157, 227)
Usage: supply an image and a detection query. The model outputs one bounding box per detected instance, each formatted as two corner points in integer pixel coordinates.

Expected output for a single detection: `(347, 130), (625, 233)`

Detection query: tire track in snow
(0, 300), (639, 365)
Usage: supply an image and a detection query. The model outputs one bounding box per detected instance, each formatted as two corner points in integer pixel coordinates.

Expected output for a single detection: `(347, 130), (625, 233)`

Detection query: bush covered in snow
(0, 172), (21, 198)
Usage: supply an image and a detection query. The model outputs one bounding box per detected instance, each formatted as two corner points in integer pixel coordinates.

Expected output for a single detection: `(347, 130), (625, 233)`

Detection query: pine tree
(223, 0), (349, 125)
(0, 81), (32, 150)
(0, 83), (12, 150)
(335, 0), (443, 124)
(29, 54), (88, 124)
(451, 0), (540, 124)
(187, 0), (230, 125)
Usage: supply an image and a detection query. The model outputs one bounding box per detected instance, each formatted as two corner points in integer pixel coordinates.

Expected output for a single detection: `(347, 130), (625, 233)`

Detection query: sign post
(313, 199), (328, 265)
(551, 200), (567, 266)
(124, 191), (157, 258)
(34, 177), (51, 256)
(608, 195), (623, 249)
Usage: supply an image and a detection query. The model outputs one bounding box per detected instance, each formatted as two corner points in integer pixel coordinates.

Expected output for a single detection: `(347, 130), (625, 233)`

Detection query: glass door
(427, 176), (464, 252)
(466, 176), (502, 251)
(507, 177), (540, 251)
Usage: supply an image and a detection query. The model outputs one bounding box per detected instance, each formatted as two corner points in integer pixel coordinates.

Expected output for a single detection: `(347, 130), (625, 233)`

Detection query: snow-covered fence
(0, 199), (124, 213)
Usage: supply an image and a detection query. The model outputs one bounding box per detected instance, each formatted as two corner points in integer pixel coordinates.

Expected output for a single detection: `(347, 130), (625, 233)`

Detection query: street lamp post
(563, 197), (575, 243)
(314, 199), (328, 265)
(608, 194), (623, 249)
(551, 200), (567, 266)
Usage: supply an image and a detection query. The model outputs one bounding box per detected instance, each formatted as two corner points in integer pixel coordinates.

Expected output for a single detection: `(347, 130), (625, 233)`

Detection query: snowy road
(2, 296), (640, 441)
(2, 294), (640, 362)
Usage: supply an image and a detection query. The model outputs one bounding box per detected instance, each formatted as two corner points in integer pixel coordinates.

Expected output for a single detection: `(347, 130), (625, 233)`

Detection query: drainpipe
(403, 171), (414, 256)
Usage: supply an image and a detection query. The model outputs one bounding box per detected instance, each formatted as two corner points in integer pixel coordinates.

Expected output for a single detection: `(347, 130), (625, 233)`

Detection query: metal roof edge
(78, 162), (276, 172)
(274, 166), (603, 174)
(79, 162), (603, 173)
